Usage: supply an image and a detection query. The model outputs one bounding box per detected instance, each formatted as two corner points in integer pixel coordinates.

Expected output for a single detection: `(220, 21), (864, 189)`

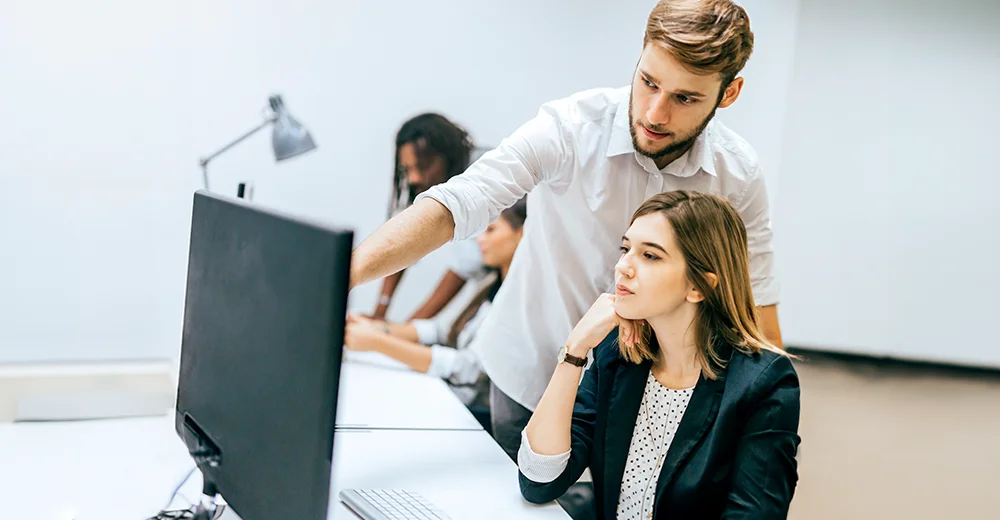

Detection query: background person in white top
(370, 113), (485, 321)
(349, 0), (783, 458)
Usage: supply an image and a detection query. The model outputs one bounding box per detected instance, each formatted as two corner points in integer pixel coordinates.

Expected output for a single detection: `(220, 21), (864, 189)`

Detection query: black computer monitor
(175, 190), (353, 520)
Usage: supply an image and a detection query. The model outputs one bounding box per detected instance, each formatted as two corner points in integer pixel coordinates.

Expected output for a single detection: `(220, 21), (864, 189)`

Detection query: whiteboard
(774, 0), (1000, 368)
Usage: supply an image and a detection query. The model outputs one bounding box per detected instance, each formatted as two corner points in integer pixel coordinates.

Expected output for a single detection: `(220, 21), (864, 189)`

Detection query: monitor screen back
(176, 191), (353, 520)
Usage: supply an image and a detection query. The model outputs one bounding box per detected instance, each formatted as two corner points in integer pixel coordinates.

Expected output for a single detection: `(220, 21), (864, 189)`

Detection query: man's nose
(646, 95), (671, 127)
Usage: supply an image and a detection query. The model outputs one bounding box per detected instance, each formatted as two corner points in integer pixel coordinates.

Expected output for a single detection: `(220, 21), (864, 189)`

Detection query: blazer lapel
(602, 359), (651, 519)
(653, 367), (727, 504)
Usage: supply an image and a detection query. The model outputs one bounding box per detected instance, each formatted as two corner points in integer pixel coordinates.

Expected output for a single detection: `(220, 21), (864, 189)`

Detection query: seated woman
(519, 191), (800, 520)
(345, 198), (528, 411)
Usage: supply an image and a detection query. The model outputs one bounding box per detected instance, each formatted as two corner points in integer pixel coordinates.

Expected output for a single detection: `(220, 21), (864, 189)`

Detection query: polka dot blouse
(616, 371), (694, 520)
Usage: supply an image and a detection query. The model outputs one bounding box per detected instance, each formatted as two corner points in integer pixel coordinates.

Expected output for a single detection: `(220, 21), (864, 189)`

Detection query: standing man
(350, 0), (782, 459)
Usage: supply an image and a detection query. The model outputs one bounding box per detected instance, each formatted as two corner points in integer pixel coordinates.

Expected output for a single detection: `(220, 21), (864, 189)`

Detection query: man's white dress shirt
(416, 86), (778, 410)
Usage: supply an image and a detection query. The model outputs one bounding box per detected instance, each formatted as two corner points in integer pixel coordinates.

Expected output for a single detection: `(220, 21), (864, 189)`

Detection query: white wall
(0, 0), (802, 364)
(776, 0), (1000, 367)
(0, 0), (650, 364)
(717, 0), (800, 203)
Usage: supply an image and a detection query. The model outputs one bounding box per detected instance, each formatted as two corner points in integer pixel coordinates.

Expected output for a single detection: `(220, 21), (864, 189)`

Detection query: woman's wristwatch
(557, 345), (587, 367)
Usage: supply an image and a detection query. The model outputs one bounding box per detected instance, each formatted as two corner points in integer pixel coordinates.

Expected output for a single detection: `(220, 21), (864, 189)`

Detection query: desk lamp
(198, 95), (317, 197)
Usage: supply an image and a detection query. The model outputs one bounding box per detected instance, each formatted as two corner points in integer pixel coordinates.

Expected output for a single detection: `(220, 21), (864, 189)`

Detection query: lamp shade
(269, 95), (317, 162)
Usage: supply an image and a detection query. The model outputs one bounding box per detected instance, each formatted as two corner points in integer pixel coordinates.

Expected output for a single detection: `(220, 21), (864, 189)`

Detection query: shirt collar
(606, 94), (718, 178)
(661, 122), (718, 178)
(606, 98), (635, 158)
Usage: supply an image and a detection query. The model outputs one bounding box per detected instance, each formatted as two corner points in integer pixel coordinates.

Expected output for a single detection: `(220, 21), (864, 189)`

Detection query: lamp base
(236, 182), (254, 201)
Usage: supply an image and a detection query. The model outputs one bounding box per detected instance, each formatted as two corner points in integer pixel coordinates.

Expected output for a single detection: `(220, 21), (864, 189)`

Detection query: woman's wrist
(564, 340), (592, 359)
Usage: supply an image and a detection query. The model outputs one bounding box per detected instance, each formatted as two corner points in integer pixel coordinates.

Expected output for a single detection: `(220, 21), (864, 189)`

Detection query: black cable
(146, 505), (195, 520)
(163, 466), (198, 510)
(149, 449), (224, 520)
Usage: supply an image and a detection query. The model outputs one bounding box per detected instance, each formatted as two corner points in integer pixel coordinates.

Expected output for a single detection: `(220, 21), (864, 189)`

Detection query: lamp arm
(199, 115), (277, 190)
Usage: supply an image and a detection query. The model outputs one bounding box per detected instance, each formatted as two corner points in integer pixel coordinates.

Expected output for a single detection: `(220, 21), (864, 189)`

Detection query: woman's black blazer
(519, 331), (801, 520)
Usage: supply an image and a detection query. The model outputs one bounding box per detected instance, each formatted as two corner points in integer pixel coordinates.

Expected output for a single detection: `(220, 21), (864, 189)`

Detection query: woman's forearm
(524, 354), (586, 456)
(409, 270), (467, 320)
(387, 322), (420, 343)
(372, 336), (433, 373)
(372, 271), (404, 319)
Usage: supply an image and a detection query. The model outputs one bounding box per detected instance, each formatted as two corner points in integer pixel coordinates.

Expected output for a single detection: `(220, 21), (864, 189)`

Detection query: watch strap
(561, 348), (587, 367)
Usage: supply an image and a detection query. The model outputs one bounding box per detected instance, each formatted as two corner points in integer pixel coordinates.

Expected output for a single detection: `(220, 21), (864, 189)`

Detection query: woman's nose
(615, 257), (633, 278)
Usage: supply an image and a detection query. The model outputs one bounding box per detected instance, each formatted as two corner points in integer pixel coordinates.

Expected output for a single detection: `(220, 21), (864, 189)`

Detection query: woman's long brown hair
(619, 191), (785, 379)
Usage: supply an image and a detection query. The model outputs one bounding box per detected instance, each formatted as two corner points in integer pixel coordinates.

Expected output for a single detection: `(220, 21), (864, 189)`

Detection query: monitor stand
(179, 414), (226, 519)
(192, 480), (221, 520)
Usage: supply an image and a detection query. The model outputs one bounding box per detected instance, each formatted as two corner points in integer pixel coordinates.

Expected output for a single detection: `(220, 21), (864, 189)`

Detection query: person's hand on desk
(348, 313), (389, 330)
(344, 317), (434, 373)
(344, 321), (391, 352)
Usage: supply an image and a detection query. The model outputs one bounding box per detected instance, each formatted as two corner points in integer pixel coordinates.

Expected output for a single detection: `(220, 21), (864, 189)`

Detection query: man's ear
(718, 77), (744, 109)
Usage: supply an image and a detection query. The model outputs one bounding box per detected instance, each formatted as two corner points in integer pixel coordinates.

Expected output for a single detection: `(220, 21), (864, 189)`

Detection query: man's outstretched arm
(352, 104), (570, 290)
(350, 198), (455, 289)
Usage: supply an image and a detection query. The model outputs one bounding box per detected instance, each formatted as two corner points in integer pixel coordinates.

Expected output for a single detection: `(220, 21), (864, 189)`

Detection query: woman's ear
(686, 273), (718, 303)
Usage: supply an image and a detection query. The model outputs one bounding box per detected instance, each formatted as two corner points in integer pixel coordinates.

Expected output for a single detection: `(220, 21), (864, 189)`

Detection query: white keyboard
(339, 489), (452, 520)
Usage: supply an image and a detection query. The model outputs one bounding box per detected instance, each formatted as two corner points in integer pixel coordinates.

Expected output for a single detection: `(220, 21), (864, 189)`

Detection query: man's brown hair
(643, 0), (755, 91)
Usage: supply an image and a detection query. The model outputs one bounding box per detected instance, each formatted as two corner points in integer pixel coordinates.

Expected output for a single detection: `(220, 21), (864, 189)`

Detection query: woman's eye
(619, 246), (629, 254)
(644, 253), (660, 261)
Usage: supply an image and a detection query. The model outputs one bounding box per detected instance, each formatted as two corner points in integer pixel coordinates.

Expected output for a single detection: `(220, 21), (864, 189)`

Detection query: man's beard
(628, 90), (717, 164)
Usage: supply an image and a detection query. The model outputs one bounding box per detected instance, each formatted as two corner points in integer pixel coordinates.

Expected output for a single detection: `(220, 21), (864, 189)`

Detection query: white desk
(337, 353), (483, 431)
(218, 429), (571, 519)
(0, 358), (569, 520)
(0, 416), (201, 520)
(324, 429), (569, 519)
(0, 417), (569, 520)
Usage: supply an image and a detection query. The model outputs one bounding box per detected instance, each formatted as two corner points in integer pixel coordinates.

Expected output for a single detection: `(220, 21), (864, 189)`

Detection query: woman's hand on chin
(565, 294), (638, 354)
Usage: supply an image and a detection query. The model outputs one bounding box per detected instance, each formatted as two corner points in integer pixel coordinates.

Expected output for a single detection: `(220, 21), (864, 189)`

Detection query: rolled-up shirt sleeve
(410, 319), (442, 346)
(517, 429), (572, 484)
(427, 345), (483, 388)
(426, 345), (458, 380)
(415, 105), (573, 241)
(738, 165), (780, 307)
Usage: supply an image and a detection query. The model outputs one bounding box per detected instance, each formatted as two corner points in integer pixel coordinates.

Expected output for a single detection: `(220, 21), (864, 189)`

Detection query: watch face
(557, 345), (567, 361)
